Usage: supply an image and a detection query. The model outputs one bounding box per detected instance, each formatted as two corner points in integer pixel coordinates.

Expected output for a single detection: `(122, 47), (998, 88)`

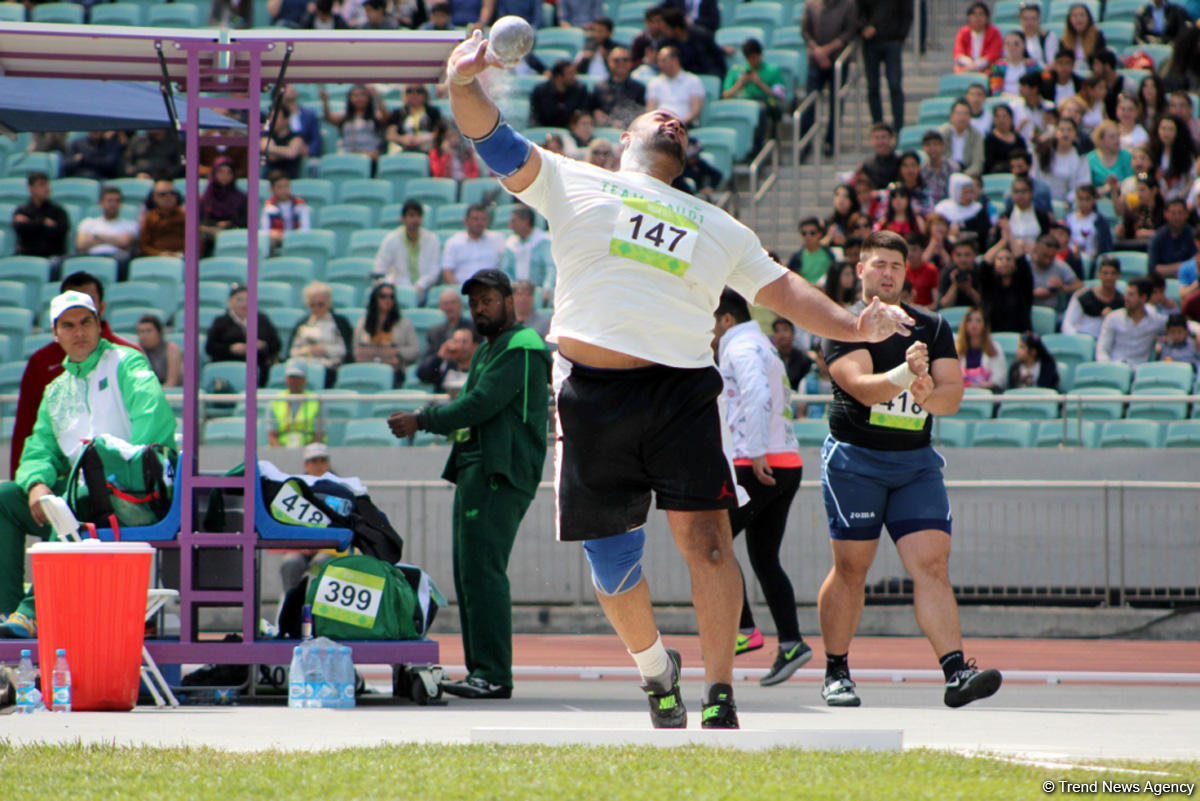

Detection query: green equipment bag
(65, 435), (176, 528)
(305, 555), (444, 641)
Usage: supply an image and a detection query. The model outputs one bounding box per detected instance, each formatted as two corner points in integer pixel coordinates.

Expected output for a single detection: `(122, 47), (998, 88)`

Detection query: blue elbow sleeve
(467, 117), (533, 178)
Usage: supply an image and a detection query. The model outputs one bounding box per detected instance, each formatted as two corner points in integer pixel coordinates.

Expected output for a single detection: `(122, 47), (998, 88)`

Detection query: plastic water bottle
(51, 648), (71, 713)
(301, 604), (313, 642)
(15, 649), (37, 715)
(288, 646), (305, 709)
(302, 643), (325, 708)
(316, 647), (337, 708)
(336, 646), (355, 709)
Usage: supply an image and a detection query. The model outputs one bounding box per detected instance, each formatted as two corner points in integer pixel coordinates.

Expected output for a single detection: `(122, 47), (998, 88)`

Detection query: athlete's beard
(864, 285), (902, 305)
(473, 305), (511, 338)
(621, 133), (685, 178)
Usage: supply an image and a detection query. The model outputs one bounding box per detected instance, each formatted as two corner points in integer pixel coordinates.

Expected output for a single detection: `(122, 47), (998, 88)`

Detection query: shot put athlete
(444, 30), (914, 728)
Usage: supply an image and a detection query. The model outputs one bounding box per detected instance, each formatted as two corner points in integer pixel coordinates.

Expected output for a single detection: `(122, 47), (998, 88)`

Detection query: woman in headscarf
(933, 173), (991, 245)
(199, 155), (247, 256)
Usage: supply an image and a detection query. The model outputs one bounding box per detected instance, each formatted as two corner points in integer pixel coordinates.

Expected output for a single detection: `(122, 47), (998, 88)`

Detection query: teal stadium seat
(533, 26), (585, 59)
(204, 417), (248, 446)
(1098, 420), (1163, 448)
(214, 229), (270, 260)
(404, 177), (458, 208)
(281, 229), (337, 273)
(5, 152), (61, 180)
(0, 2), (25, 20)
(89, 2), (142, 24)
(324, 257), (373, 287)
(1131, 362), (1193, 392)
(0, 360), (28, 393)
(703, 100), (761, 161)
(404, 308), (448, 338)
(349, 229), (390, 260)
(1097, 20), (1134, 45)
(105, 281), (161, 314)
(952, 387), (995, 420)
(933, 418), (973, 448)
(1071, 361), (1132, 392)
(147, 1), (202, 26)
(31, 2), (84, 23)
(1099, 250), (1148, 275)
(996, 387), (1062, 420)
(257, 281), (298, 309)
(970, 420), (1035, 448)
(290, 178), (336, 212)
(317, 204), (372, 252)
(937, 73), (988, 97)
(316, 153), (372, 182)
(734, 1), (784, 28)
(340, 418), (401, 447)
(106, 177), (153, 201)
(1126, 388), (1189, 421)
(338, 179), (394, 222)
(260, 256), (317, 284)
(459, 177), (503, 206)
(791, 418), (829, 448)
(715, 26), (767, 53)
(334, 362), (395, 393)
(1071, 387), (1125, 420)
(199, 256), (248, 284)
(51, 177), (101, 207)
(1035, 420), (1099, 448)
(1163, 421), (1200, 448)
(1031, 306), (1056, 335)
(940, 306), (969, 331)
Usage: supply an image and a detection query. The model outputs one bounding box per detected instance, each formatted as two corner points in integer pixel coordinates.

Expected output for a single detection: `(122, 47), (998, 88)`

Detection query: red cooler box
(30, 541), (154, 711)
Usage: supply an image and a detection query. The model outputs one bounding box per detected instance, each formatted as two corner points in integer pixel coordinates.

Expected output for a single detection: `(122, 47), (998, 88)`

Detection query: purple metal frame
(0, 27), (459, 670)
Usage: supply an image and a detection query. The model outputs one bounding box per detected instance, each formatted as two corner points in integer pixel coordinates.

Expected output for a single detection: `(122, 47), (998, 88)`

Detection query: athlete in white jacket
(714, 289), (813, 687)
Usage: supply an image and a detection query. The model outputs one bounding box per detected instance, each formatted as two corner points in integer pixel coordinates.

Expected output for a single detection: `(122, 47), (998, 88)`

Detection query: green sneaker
(700, 683), (739, 729)
(735, 627), (764, 655)
(760, 641), (813, 687)
(642, 648), (686, 729)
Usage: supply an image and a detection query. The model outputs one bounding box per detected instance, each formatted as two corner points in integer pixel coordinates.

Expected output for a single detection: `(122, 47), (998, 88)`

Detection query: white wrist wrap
(885, 362), (916, 389)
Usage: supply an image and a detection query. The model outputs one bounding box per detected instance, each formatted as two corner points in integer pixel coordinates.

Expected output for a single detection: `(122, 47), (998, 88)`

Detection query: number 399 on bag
(313, 566), (385, 629)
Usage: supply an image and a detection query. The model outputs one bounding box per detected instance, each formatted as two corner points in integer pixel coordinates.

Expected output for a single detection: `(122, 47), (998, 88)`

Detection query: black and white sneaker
(821, 676), (861, 707)
(642, 648), (687, 729)
(440, 675), (512, 699)
(944, 660), (1002, 708)
(760, 641), (813, 687)
(700, 683), (739, 729)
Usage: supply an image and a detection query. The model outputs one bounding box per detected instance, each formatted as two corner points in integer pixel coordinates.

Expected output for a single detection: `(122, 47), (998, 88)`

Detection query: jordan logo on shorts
(717, 481), (735, 500)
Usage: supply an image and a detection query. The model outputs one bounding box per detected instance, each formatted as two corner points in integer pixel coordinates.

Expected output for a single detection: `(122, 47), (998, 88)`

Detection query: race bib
(869, 390), (928, 431)
(609, 197), (700, 276)
(313, 565), (385, 629)
(270, 481), (331, 528)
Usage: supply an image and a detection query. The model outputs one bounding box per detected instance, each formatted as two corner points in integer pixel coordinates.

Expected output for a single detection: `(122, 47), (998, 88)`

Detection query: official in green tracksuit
(0, 291), (176, 638)
(389, 268), (550, 699)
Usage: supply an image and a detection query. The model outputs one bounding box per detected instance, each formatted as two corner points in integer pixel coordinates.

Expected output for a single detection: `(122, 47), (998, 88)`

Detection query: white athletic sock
(630, 634), (672, 689)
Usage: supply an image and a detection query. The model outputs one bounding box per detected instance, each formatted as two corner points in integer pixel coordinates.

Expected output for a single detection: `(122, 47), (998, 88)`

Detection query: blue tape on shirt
(468, 117), (533, 178)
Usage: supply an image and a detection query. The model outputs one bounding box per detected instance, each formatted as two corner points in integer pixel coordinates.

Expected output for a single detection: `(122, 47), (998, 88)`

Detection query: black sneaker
(700, 683), (739, 729)
(821, 676), (861, 707)
(760, 641), (813, 687)
(642, 648), (686, 729)
(944, 660), (1002, 708)
(440, 675), (512, 699)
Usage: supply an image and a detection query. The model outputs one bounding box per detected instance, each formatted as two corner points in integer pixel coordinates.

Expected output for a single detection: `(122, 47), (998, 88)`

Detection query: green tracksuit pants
(0, 480), (55, 618)
(451, 462), (534, 689)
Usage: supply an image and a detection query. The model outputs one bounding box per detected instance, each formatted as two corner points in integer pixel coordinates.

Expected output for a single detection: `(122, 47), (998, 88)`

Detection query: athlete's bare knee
(830, 558), (871, 587)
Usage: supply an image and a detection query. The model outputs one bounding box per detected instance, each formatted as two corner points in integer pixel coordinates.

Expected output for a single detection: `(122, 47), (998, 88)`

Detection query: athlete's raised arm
(446, 31), (542, 194)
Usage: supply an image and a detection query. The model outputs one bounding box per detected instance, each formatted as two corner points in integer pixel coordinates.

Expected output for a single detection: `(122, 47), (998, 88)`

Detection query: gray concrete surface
(4, 680), (1199, 763)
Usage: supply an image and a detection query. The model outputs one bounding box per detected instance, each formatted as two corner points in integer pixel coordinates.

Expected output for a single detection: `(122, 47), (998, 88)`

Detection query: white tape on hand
(884, 361), (917, 389)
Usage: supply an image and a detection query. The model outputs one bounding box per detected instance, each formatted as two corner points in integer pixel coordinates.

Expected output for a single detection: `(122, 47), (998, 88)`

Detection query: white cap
(303, 442), (330, 461)
(50, 290), (98, 327)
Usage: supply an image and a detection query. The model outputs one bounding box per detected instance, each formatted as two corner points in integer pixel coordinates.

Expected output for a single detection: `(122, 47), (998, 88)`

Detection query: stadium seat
(1071, 387), (1126, 420)
(459, 177), (503, 206)
(0, 2), (25, 20)
(106, 177), (153, 201)
(1163, 421), (1200, 448)
(317, 204), (373, 251)
(376, 152), (431, 190)
(939, 306), (969, 331)
(0, 178), (26, 205)
(534, 26), (585, 57)
(762, 48), (803, 97)
(1030, 306), (1056, 336)
(1043, 333), (1095, 383)
(897, 125), (928, 152)
(334, 362), (395, 393)
(60, 255), (117, 287)
(996, 388), (1062, 420)
(203, 417), (248, 446)
(404, 308), (448, 338)
(917, 97), (956, 126)
(89, 2), (142, 24)
(791, 418), (829, 448)
(1034, 420), (1099, 448)
(338, 179), (393, 221)
(768, 28), (805, 50)
(280, 229), (337, 273)
(1131, 362), (1194, 393)
(689, 126), (738, 171)
(1122, 42), (1171, 69)
(952, 387), (995, 420)
(340, 418), (399, 447)
(324, 256), (373, 286)
(1126, 388), (1189, 421)
(1104, 0), (1144, 18)
(1071, 361), (1132, 392)
(51, 177), (101, 207)
(703, 100), (761, 160)
(1097, 20), (1134, 44)
(937, 72), (988, 98)
(31, 2), (84, 23)
(316, 153), (372, 181)
(128, 255), (183, 302)
(1048, 0), (1098, 24)
(1098, 250), (1148, 275)
(147, 1), (202, 26)
(199, 256), (248, 284)
(433, 202), (471, 230)
(290, 178), (337, 212)
(256, 281), (297, 309)
(198, 281), (230, 307)
(992, 332), (1020, 364)
(5, 152), (61, 180)
(403, 177), (458, 208)
(982, 172), (1013, 202)
(348, 228), (390, 260)
(714, 25), (767, 53)
(201, 361), (249, 394)
(1097, 420), (1163, 448)
(734, 1), (784, 27)
(933, 418), (972, 448)
(105, 281), (161, 314)
(260, 256), (317, 284)
(970, 420), (1035, 448)
(108, 306), (159, 331)
(214, 229), (270, 260)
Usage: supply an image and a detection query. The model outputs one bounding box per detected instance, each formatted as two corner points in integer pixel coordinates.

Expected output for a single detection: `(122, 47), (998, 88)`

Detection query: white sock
(630, 634), (672, 689)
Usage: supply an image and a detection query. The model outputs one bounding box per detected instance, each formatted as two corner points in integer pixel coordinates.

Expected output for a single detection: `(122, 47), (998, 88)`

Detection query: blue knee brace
(583, 527), (646, 596)
(466, 116), (533, 178)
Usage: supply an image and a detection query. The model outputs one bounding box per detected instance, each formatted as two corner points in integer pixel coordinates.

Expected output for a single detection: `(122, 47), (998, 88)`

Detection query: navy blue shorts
(819, 435), (952, 541)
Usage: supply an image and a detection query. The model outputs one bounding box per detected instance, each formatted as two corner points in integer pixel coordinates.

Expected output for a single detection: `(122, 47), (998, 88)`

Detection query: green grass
(1, 743), (1196, 801)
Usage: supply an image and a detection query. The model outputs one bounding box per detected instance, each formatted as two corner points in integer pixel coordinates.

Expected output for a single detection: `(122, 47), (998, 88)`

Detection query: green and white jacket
(16, 339), (177, 493)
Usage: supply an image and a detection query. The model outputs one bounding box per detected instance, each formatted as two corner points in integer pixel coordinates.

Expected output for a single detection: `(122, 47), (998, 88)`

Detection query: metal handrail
(790, 89), (821, 187)
(831, 39), (862, 158)
(745, 138), (778, 242)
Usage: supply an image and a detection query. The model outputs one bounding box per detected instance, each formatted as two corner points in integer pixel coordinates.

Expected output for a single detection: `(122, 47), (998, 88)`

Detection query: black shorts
(553, 353), (739, 542)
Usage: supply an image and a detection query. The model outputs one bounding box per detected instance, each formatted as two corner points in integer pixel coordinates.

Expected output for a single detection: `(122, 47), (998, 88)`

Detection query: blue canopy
(0, 78), (244, 133)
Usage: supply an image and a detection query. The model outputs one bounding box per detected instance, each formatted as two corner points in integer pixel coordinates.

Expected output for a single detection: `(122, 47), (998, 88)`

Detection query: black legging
(729, 464), (802, 643)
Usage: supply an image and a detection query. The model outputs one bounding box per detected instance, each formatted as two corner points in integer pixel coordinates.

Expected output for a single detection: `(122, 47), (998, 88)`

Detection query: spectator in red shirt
(905, 233), (940, 309)
(954, 2), (1003, 74)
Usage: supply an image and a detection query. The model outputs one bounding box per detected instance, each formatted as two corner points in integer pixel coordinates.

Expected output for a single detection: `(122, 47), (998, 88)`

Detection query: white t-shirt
(646, 71), (706, 121)
(514, 149), (786, 369)
(1119, 124), (1149, 151)
(440, 230), (505, 283)
(79, 215), (140, 260)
